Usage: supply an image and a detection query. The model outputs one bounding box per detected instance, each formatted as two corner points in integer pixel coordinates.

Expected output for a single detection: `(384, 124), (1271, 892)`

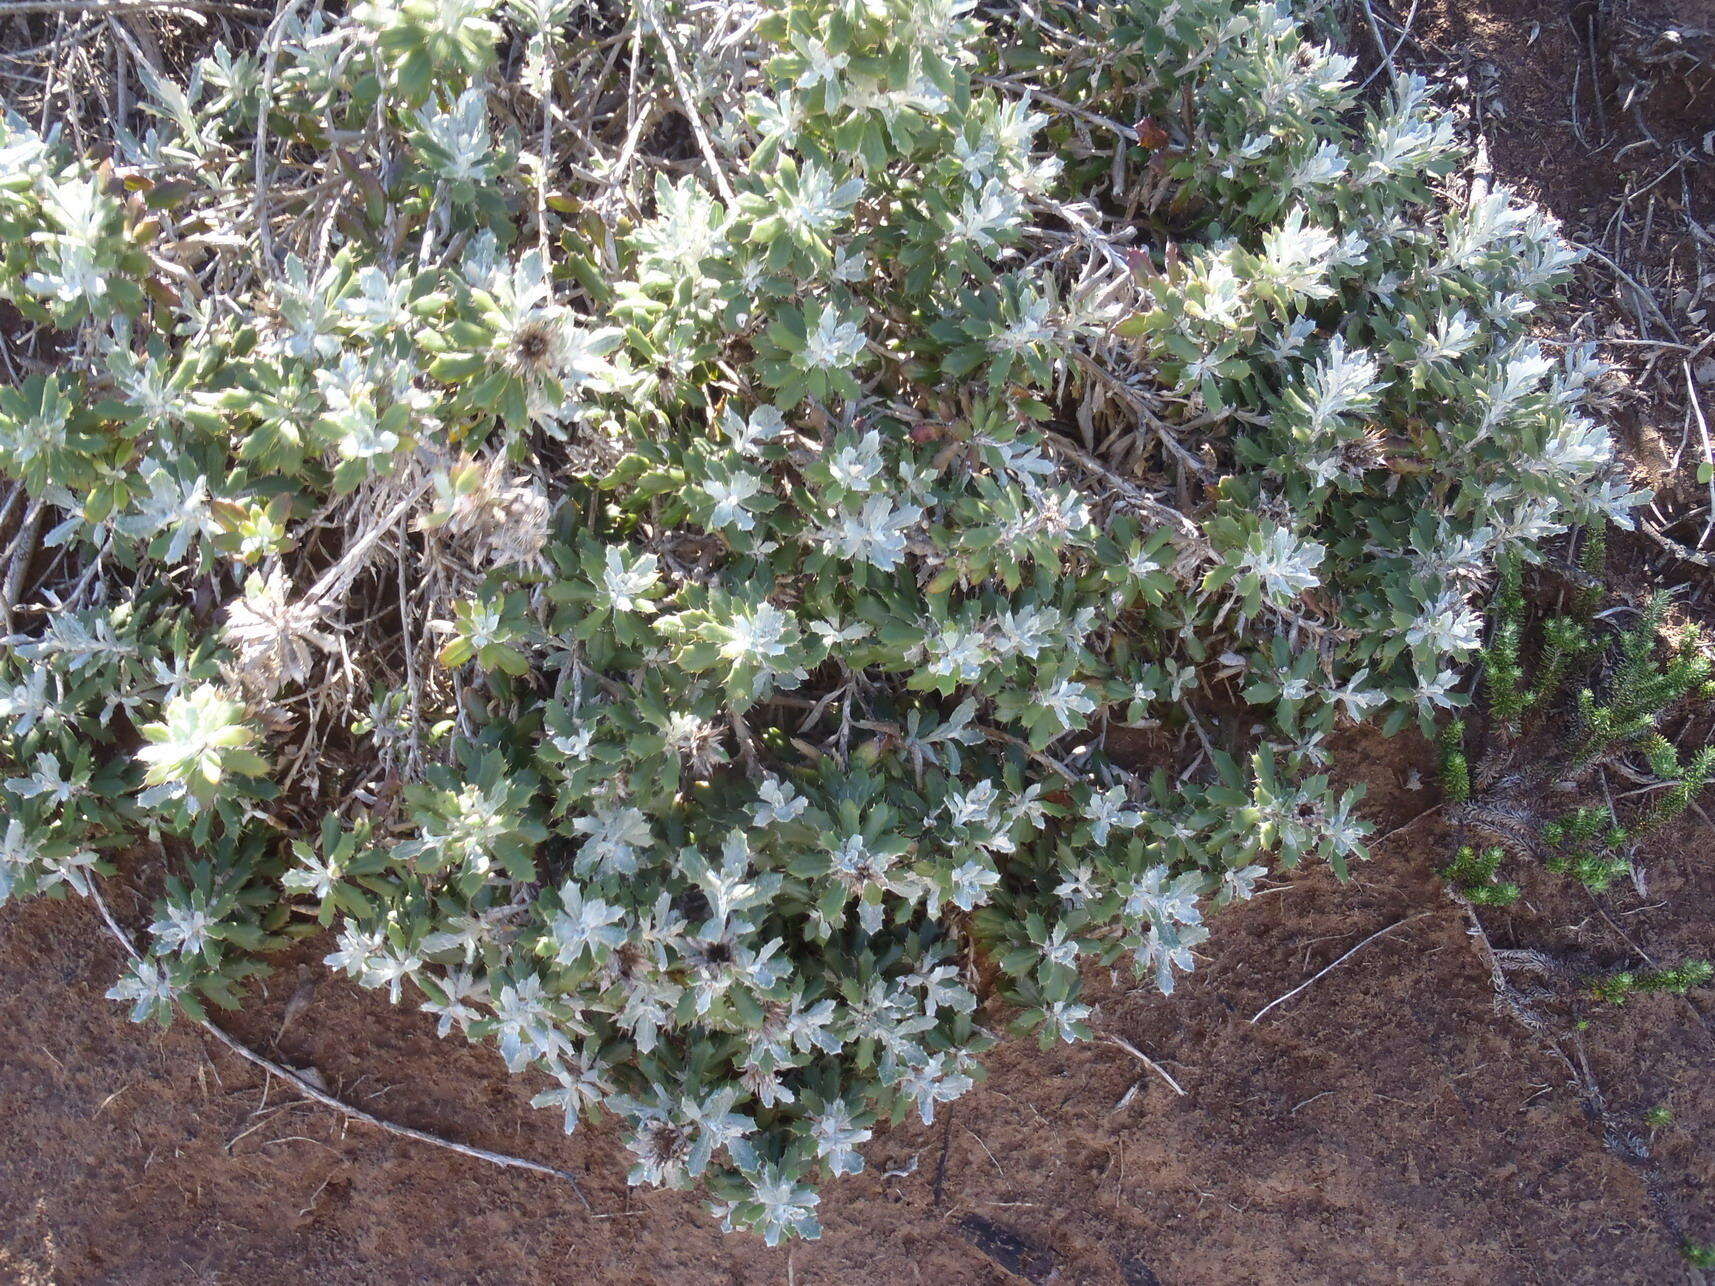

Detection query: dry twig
(86, 883), (594, 1209)
(1249, 911), (1435, 1022)
(1101, 1032), (1186, 1096)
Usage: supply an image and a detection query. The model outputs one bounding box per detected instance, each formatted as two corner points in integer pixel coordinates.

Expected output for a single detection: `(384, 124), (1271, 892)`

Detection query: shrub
(0, 0), (1636, 1240)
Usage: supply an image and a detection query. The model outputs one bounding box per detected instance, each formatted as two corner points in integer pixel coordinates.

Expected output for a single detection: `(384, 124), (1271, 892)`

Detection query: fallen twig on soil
(1642, 518), (1715, 570)
(1101, 1033), (1186, 1096)
(1578, 242), (1680, 339)
(86, 883), (594, 1210)
(1363, 802), (1446, 851)
(1454, 894), (1698, 1254)
(195, 1013), (593, 1208)
(1249, 911), (1436, 1023)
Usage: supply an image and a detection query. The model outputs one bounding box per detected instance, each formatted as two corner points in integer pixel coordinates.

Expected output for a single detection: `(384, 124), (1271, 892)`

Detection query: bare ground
(3, 732), (1712, 1284)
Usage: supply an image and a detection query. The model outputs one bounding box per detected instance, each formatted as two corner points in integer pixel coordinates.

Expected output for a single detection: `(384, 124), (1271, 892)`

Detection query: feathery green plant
(1589, 959), (1713, 1006)
(1440, 523), (1713, 900)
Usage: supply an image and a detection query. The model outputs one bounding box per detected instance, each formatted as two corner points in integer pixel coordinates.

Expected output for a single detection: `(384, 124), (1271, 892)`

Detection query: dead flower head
(222, 569), (336, 697)
(426, 455), (552, 568)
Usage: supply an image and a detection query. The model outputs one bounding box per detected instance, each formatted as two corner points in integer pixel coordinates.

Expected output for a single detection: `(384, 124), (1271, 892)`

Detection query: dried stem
(86, 883), (594, 1209)
(1101, 1033), (1186, 1096)
(1249, 911), (1436, 1022)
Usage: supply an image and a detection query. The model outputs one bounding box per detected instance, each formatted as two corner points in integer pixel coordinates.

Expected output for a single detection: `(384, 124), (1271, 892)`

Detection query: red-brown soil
(4, 734), (1713, 1284)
